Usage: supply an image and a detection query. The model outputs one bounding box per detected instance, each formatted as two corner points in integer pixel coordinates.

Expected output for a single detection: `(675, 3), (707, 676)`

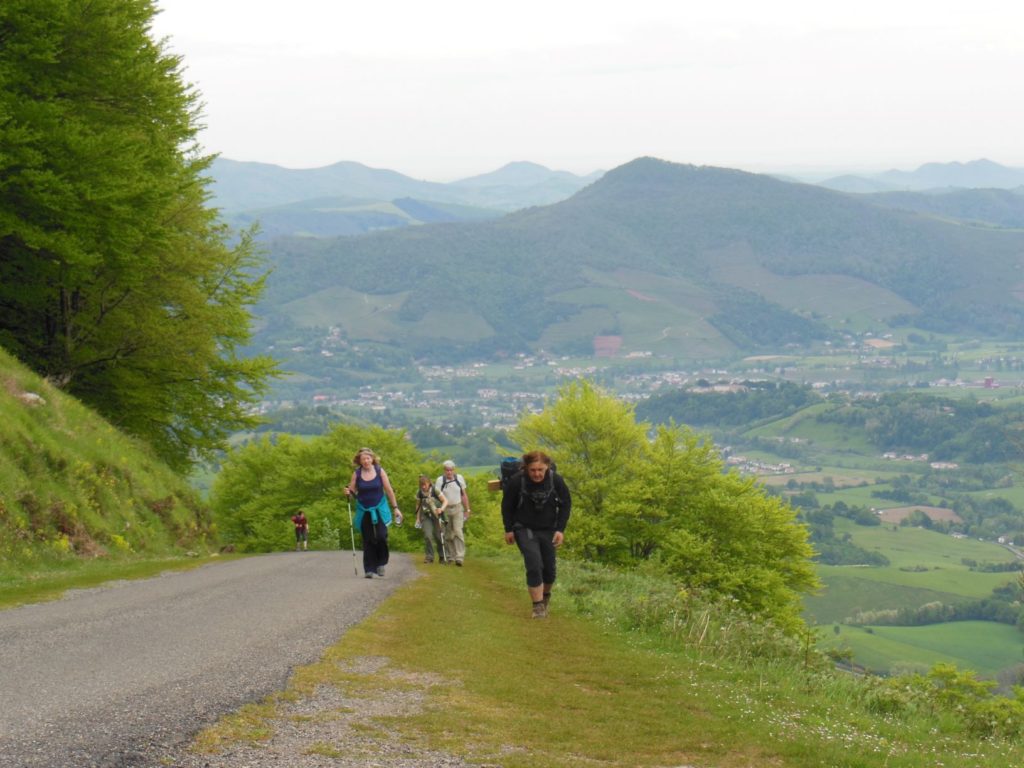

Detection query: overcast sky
(151, 0), (1024, 181)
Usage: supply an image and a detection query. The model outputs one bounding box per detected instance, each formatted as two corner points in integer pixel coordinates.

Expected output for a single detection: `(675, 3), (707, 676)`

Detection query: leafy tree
(0, 0), (277, 470)
(653, 427), (819, 627)
(510, 380), (649, 562)
(508, 380), (818, 629)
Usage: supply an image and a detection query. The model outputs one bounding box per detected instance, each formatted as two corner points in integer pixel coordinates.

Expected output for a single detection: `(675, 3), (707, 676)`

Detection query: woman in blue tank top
(344, 447), (402, 578)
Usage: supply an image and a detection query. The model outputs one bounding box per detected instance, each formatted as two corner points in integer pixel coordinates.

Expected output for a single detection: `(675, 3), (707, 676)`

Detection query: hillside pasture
(706, 242), (920, 328)
(281, 286), (495, 343)
(824, 621), (1024, 677)
(743, 402), (879, 457)
(545, 279), (731, 358)
(966, 486), (1024, 509)
(811, 480), (929, 509)
(838, 518), (1015, 564)
(804, 568), (967, 625)
(281, 286), (406, 337)
(806, 520), (1018, 625)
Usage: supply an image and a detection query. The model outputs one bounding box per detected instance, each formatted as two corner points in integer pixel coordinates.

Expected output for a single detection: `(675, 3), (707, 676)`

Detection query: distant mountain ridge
(255, 157), (1024, 364)
(210, 158), (603, 214)
(818, 159), (1024, 193)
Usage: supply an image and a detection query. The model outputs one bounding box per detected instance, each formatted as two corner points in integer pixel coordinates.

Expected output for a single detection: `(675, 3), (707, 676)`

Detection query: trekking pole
(438, 515), (448, 564)
(346, 497), (359, 576)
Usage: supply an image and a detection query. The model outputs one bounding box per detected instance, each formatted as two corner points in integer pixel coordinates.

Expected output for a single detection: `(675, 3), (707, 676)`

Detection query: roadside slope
(0, 345), (211, 573)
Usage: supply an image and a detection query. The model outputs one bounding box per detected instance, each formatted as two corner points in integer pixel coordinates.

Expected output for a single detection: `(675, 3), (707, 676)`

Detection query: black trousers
(514, 527), (556, 588)
(360, 515), (389, 574)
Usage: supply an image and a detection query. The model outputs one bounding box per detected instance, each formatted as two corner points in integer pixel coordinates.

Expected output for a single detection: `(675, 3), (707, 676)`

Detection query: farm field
(834, 519), (1014, 568)
(805, 569), (966, 625)
(805, 519), (1023, 677)
(824, 621), (1024, 678)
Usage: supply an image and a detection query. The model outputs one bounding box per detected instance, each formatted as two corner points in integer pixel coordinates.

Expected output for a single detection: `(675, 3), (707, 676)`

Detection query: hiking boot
(424, 557), (433, 564)
(531, 602), (548, 619)
(364, 572), (374, 579)
(376, 566), (386, 577)
(455, 560), (463, 567)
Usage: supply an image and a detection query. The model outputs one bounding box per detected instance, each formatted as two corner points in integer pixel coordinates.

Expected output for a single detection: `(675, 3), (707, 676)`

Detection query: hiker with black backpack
(501, 450), (572, 619)
(435, 460), (471, 566)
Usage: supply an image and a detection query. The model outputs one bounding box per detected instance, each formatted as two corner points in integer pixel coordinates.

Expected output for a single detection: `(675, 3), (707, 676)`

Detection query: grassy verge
(0, 553), (240, 610)
(192, 554), (1024, 767)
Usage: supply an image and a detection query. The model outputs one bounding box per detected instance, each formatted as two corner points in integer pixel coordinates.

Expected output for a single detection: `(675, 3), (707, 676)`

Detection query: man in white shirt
(435, 459), (471, 566)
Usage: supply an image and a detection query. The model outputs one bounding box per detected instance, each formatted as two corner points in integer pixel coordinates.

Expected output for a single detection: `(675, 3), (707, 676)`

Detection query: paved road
(0, 551), (416, 767)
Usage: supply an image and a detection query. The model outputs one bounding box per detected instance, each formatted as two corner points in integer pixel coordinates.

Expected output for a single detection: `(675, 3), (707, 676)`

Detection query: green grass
(966, 486), (1024, 508)
(743, 401), (880, 458)
(1, 346), (214, 566)
(813, 484), (910, 508)
(188, 555), (1024, 767)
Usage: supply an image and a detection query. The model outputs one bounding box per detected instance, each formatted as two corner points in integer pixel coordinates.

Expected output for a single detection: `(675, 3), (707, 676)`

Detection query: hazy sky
(151, 0), (1024, 181)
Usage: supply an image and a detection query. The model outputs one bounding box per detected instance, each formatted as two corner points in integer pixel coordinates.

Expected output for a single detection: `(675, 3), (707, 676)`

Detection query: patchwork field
(805, 520), (1023, 677)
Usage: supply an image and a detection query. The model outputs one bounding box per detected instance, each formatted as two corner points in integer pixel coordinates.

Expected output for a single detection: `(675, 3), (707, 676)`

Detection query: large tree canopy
(0, 0), (276, 470)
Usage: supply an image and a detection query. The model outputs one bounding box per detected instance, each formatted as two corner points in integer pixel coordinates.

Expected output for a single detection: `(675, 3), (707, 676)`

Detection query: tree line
(636, 379), (819, 427)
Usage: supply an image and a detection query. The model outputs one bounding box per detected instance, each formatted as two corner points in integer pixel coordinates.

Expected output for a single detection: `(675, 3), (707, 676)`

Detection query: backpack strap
(441, 475), (463, 492)
(518, 469), (560, 512)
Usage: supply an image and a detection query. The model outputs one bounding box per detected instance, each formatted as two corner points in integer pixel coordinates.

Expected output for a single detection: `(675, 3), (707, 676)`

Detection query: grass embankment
(1, 345), (215, 571)
(193, 554), (1024, 767)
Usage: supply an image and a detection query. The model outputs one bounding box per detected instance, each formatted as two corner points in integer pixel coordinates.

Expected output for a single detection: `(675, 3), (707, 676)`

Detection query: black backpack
(499, 456), (525, 491)
(499, 456), (562, 512)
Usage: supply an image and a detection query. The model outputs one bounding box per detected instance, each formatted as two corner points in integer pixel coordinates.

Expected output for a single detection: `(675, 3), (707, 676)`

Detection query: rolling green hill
(256, 157), (1024, 363)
